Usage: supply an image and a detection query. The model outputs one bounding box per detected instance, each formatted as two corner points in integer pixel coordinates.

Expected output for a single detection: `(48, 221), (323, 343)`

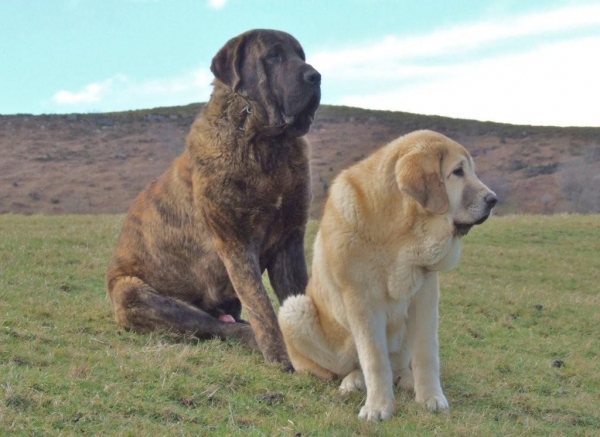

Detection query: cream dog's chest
(387, 261), (425, 301)
(386, 236), (460, 300)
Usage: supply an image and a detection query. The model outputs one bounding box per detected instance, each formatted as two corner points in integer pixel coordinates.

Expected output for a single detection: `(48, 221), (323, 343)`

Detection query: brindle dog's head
(396, 130), (498, 236)
(211, 29), (321, 137)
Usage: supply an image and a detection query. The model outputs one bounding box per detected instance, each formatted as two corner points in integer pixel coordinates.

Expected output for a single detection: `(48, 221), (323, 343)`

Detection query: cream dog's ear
(395, 150), (449, 215)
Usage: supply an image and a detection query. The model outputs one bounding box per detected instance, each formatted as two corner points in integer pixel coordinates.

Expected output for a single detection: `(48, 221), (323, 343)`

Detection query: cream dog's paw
(358, 401), (395, 421)
(394, 368), (414, 392)
(418, 394), (449, 412)
(339, 369), (365, 394)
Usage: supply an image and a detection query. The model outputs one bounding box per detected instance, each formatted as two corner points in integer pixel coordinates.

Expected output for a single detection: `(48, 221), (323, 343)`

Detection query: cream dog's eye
(453, 167), (464, 177)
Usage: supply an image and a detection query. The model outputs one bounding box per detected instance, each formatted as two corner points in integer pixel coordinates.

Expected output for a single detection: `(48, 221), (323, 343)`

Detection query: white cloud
(53, 76), (123, 104)
(312, 3), (600, 78)
(207, 0), (227, 10)
(340, 36), (600, 127)
(313, 3), (600, 126)
(51, 68), (213, 112)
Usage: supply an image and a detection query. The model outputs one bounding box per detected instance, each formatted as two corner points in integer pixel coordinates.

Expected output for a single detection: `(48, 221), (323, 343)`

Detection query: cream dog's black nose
(485, 193), (498, 209)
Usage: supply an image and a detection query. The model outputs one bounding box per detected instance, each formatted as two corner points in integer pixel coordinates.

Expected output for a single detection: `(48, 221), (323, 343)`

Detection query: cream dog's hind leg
(278, 295), (336, 379)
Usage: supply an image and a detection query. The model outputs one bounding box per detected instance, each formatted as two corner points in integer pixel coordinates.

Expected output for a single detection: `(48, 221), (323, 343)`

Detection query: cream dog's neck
(425, 236), (462, 272)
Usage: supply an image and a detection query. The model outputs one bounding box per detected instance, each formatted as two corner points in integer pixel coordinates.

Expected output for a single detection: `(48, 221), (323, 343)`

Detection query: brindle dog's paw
(265, 349), (294, 372)
(280, 360), (295, 373)
(225, 323), (260, 352)
(255, 339), (294, 371)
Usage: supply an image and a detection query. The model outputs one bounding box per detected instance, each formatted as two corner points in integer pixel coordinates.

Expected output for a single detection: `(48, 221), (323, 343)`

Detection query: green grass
(1, 215), (599, 436)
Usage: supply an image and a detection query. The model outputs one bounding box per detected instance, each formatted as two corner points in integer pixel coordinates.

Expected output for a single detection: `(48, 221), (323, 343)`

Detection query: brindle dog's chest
(254, 151), (306, 252)
(199, 138), (308, 252)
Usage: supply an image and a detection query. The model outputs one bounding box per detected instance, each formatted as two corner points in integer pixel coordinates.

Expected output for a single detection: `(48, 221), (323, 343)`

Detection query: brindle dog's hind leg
(209, 298), (247, 323)
(109, 276), (259, 350)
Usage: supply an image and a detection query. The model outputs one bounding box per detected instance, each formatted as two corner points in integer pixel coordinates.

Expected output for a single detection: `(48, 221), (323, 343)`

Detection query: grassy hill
(1, 104), (599, 218)
(1, 214), (599, 435)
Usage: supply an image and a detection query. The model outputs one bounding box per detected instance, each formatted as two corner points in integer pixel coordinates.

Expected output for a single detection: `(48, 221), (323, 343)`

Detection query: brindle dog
(106, 29), (321, 369)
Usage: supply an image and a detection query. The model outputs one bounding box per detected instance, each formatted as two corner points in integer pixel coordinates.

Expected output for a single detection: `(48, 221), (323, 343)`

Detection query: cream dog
(279, 130), (497, 420)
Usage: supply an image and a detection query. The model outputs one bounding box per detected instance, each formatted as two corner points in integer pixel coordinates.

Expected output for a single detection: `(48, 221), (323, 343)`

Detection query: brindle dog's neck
(210, 84), (252, 130)
(202, 82), (288, 140)
(188, 83), (300, 175)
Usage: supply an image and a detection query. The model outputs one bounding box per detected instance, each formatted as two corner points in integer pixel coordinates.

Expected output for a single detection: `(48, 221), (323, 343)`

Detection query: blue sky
(2, 0), (599, 126)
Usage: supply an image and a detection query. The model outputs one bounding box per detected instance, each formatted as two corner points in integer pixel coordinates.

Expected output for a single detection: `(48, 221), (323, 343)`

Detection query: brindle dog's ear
(210, 34), (248, 92)
(396, 150), (449, 215)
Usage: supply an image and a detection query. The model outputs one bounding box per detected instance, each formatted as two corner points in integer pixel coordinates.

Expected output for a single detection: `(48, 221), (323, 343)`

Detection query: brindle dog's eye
(267, 50), (283, 63)
(453, 167), (464, 177)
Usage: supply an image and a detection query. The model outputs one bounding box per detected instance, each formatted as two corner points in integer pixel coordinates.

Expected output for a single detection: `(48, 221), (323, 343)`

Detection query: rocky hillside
(1, 104), (599, 218)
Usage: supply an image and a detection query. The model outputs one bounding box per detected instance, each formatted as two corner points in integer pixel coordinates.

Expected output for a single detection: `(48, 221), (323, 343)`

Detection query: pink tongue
(218, 314), (236, 324)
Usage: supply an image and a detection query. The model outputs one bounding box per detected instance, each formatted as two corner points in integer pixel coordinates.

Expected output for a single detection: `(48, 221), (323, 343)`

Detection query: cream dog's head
(395, 130), (497, 236)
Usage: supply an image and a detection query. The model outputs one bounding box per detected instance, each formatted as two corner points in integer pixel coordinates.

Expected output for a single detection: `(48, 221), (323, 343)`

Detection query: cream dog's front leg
(405, 272), (449, 411)
(345, 301), (395, 421)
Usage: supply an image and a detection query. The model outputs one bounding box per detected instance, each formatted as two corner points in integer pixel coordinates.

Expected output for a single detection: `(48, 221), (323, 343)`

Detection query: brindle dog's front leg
(214, 238), (292, 370)
(267, 229), (309, 304)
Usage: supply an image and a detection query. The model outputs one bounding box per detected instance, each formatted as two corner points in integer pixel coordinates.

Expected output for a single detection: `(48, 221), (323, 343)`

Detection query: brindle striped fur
(106, 29), (321, 369)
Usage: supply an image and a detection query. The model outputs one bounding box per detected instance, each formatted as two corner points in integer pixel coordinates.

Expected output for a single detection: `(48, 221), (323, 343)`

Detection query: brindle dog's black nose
(304, 69), (321, 86)
(485, 193), (498, 209)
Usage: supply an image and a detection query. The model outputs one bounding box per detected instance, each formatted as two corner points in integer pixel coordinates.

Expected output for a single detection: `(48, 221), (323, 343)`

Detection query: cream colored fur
(279, 130), (496, 420)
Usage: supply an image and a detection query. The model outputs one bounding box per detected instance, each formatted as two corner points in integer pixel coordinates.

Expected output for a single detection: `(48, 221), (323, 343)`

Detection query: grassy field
(1, 214), (599, 436)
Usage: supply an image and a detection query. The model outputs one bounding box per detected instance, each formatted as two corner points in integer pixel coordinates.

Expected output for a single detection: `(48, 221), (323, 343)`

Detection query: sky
(2, 0), (599, 127)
